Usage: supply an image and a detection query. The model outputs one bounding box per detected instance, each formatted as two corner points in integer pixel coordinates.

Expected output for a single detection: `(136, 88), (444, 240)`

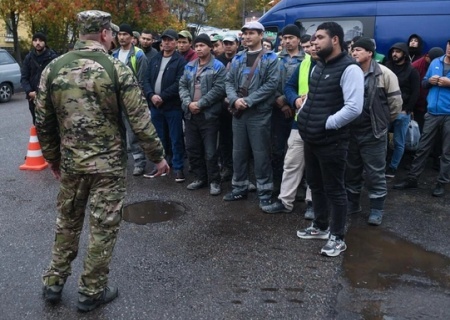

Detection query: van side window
(295, 18), (372, 41)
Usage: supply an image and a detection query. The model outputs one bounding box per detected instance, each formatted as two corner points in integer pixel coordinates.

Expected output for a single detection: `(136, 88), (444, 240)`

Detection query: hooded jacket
(407, 34), (424, 62)
(385, 42), (420, 113)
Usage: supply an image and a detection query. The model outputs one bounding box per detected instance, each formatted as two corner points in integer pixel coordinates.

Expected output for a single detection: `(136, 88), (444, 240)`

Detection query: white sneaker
(320, 235), (347, 257)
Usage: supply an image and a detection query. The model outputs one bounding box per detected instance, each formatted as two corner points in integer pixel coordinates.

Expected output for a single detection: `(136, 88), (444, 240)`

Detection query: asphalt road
(1, 95), (449, 319)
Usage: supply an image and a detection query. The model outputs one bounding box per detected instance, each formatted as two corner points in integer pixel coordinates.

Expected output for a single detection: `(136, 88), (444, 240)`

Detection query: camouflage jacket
(35, 40), (164, 176)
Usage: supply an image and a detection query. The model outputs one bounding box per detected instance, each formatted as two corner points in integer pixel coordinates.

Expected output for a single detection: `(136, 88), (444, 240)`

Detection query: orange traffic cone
(19, 126), (48, 171)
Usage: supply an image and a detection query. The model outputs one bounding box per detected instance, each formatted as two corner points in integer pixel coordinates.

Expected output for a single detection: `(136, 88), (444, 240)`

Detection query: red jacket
(412, 56), (429, 112)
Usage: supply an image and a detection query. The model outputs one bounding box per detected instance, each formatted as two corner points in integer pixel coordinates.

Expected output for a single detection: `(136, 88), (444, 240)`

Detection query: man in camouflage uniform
(35, 10), (169, 312)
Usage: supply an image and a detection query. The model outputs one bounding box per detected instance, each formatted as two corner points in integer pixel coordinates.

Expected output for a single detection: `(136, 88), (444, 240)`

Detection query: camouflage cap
(77, 10), (117, 35)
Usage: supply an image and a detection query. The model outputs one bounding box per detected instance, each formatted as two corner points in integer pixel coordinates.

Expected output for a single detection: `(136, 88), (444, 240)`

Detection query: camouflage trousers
(42, 172), (126, 297)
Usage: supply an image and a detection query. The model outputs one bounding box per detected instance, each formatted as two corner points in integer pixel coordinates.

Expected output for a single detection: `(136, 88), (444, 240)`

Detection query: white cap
(241, 21), (265, 32)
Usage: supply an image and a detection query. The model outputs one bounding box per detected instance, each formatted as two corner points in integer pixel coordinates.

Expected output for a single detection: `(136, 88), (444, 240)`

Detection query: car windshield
(0, 51), (16, 65)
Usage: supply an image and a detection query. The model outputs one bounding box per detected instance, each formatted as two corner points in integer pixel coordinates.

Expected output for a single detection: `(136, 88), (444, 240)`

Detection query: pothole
(123, 200), (185, 225)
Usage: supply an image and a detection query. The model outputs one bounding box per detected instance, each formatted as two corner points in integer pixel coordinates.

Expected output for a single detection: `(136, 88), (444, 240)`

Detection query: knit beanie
(352, 37), (375, 54)
(282, 24), (301, 38)
(193, 33), (213, 48)
(119, 23), (133, 36)
(32, 32), (47, 43)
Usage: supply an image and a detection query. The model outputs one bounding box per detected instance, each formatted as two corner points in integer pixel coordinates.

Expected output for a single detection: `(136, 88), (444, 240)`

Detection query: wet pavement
(1, 96), (450, 319)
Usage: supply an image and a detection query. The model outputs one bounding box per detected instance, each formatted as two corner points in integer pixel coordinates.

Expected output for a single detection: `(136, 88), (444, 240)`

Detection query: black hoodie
(385, 42), (420, 113)
(407, 33), (424, 62)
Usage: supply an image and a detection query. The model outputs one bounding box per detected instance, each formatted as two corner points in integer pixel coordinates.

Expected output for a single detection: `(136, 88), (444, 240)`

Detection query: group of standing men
(23, 7), (450, 312)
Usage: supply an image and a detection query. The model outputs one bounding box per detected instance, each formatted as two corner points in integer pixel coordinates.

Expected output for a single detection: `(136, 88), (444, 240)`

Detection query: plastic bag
(405, 119), (420, 151)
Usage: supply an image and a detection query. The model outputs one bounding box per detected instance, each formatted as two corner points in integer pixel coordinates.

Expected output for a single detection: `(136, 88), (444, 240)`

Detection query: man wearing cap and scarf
(179, 34), (226, 195)
(112, 23), (149, 176)
(395, 39), (450, 197)
(178, 30), (198, 62)
(35, 10), (169, 311)
(223, 21), (280, 209)
(346, 37), (402, 226)
(143, 29), (187, 183)
(20, 32), (58, 124)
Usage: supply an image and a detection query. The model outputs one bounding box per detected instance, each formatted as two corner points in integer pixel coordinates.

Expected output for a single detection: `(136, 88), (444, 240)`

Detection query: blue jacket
(423, 55), (450, 115)
(112, 45), (148, 85)
(179, 57), (226, 120)
(143, 51), (186, 111)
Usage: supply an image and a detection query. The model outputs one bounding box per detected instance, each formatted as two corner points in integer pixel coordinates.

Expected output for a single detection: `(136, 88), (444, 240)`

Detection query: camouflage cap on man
(77, 10), (118, 35)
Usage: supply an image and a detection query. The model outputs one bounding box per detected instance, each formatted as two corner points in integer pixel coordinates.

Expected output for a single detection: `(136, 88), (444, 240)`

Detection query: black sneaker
(132, 166), (145, 176)
(432, 182), (445, 197)
(43, 285), (64, 303)
(174, 170), (185, 183)
(385, 167), (396, 178)
(223, 190), (248, 201)
(77, 286), (118, 312)
(393, 177), (418, 190)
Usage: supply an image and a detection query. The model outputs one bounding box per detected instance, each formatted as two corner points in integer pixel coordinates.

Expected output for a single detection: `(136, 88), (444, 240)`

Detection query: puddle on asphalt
(122, 200), (185, 225)
(344, 227), (450, 290)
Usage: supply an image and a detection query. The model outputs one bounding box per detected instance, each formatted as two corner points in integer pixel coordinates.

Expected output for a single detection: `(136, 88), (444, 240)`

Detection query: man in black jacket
(143, 29), (187, 182)
(20, 32), (58, 124)
(296, 22), (364, 257)
(385, 42), (420, 178)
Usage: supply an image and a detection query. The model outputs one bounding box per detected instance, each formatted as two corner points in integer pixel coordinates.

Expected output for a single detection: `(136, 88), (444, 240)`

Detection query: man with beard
(296, 22), (364, 257)
(21, 32), (58, 124)
(385, 42), (420, 178)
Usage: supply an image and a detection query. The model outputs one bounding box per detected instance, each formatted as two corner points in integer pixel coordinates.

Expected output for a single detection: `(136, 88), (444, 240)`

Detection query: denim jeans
(150, 107), (185, 171)
(304, 140), (349, 239)
(389, 112), (410, 170)
(185, 114), (220, 183)
(346, 130), (387, 200)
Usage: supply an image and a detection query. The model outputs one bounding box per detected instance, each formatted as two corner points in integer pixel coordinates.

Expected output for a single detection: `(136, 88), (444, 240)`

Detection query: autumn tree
(0, 0), (33, 63)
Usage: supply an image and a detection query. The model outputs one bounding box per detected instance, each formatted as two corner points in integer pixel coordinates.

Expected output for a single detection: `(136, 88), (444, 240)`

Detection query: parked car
(0, 49), (21, 103)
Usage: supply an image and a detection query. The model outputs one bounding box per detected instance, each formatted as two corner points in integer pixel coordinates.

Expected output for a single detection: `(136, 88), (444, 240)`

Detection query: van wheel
(0, 82), (13, 103)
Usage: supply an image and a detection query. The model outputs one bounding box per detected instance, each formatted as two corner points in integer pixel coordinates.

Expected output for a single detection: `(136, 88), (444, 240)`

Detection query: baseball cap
(178, 30), (193, 41)
(210, 34), (223, 42)
(161, 29), (178, 40)
(241, 21), (265, 32)
(223, 33), (239, 42)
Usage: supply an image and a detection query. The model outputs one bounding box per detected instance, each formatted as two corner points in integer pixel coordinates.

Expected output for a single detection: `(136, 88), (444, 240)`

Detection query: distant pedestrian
(20, 32), (58, 124)
(36, 10), (169, 312)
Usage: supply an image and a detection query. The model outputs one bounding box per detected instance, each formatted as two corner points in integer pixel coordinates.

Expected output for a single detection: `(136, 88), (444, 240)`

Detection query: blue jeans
(150, 107), (185, 171)
(389, 113), (410, 170)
